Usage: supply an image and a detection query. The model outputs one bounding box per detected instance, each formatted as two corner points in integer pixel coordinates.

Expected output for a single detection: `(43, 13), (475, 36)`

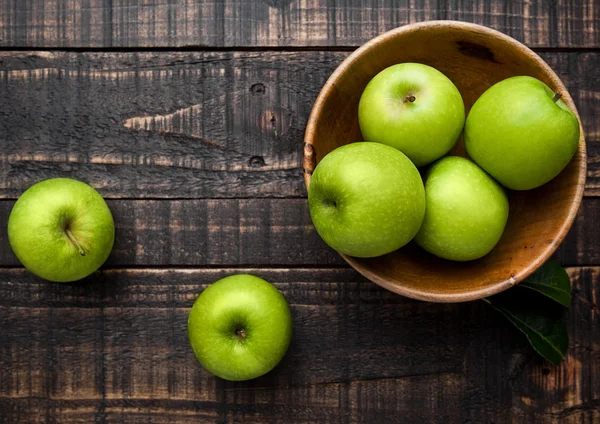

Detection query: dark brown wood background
(0, 1), (598, 423)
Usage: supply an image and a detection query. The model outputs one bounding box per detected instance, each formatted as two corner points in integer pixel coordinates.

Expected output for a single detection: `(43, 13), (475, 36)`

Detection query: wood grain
(0, 267), (598, 423)
(0, 51), (599, 198)
(0, 0), (597, 48)
(0, 197), (598, 267)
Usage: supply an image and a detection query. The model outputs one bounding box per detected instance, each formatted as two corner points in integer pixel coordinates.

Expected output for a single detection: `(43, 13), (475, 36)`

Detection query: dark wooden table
(0, 2), (599, 423)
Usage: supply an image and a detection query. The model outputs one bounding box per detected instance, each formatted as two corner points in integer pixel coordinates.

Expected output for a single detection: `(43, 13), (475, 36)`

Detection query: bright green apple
(358, 63), (465, 167)
(415, 157), (509, 261)
(8, 178), (115, 282)
(465, 76), (580, 190)
(188, 274), (292, 381)
(308, 142), (425, 258)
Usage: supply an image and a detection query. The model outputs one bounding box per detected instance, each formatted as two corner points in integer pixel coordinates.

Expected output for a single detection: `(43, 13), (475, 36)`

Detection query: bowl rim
(303, 20), (587, 303)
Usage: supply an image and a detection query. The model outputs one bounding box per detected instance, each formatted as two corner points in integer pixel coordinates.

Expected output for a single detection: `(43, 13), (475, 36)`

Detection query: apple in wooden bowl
(303, 21), (586, 303)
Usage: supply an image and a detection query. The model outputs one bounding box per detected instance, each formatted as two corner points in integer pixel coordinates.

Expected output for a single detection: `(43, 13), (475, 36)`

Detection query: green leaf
(483, 287), (569, 365)
(520, 259), (571, 307)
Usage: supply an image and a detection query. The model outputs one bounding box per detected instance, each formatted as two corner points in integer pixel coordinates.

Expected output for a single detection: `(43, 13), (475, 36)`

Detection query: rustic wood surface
(0, 0), (598, 48)
(0, 1), (598, 423)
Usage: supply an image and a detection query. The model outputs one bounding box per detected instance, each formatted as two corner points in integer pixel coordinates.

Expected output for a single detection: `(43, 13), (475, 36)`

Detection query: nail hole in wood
(249, 156), (265, 168)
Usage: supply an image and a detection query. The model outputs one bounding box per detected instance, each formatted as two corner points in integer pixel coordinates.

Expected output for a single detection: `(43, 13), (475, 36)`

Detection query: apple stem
(235, 328), (247, 339)
(552, 92), (562, 103)
(405, 95), (416, 103)
(65, 228), (87, 256)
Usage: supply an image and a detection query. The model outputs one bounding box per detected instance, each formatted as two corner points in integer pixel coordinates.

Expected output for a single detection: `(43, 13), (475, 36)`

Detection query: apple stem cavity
(323, 198), (337, 208)
(405, 95), (416, 103)
(552, 92), (562, 103)
(65, 228), (87, 256)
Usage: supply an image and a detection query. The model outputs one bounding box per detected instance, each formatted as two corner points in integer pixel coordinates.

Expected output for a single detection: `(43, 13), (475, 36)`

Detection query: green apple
(8, 178), (115, 282)
(308, 142), (425, 258)
(358, 63), (465, 167)
(188, 274), (292, 381)
(415, 156), (509, 261)
(465, 76), (580, 190)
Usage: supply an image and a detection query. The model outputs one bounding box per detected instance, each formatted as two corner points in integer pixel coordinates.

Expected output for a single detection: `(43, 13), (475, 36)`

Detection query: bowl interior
(305, 21), (586, 302)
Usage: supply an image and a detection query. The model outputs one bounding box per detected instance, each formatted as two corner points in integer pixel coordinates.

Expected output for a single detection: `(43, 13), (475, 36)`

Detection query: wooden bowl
(303, 21), (586, 303)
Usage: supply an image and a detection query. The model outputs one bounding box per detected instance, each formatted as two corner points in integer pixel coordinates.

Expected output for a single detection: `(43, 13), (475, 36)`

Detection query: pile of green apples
(309, 63), (581, 261)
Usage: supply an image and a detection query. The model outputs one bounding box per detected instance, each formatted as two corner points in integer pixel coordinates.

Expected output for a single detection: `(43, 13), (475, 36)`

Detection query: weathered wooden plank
(0, 0), (597, 48)
(0, 197), (598, 267)
(0, 51), (598, 198)
(0, 267), (598, 423)
(0, 51), (327, 199)
(0, 375), (464, 423)
(0, 307), (104, 400)
(0, 267), (375, 307)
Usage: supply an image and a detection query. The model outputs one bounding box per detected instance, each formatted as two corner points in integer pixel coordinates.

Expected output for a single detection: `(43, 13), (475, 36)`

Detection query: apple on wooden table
(308, 142), (426, 258)
(465, 76), (580, 190)
(8, 178), (115, 282)
(358, 63), (465, 167)
(415, 156), (509, 261)
(188, 274), (293, 381)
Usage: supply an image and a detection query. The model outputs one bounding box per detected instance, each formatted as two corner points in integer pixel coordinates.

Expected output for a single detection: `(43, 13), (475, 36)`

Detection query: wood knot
(250, 83), (266, 96)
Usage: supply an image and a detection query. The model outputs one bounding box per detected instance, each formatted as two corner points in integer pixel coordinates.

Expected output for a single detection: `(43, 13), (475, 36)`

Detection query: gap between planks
(0, 46), (598, 53)
(0, 265), (594, 271)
